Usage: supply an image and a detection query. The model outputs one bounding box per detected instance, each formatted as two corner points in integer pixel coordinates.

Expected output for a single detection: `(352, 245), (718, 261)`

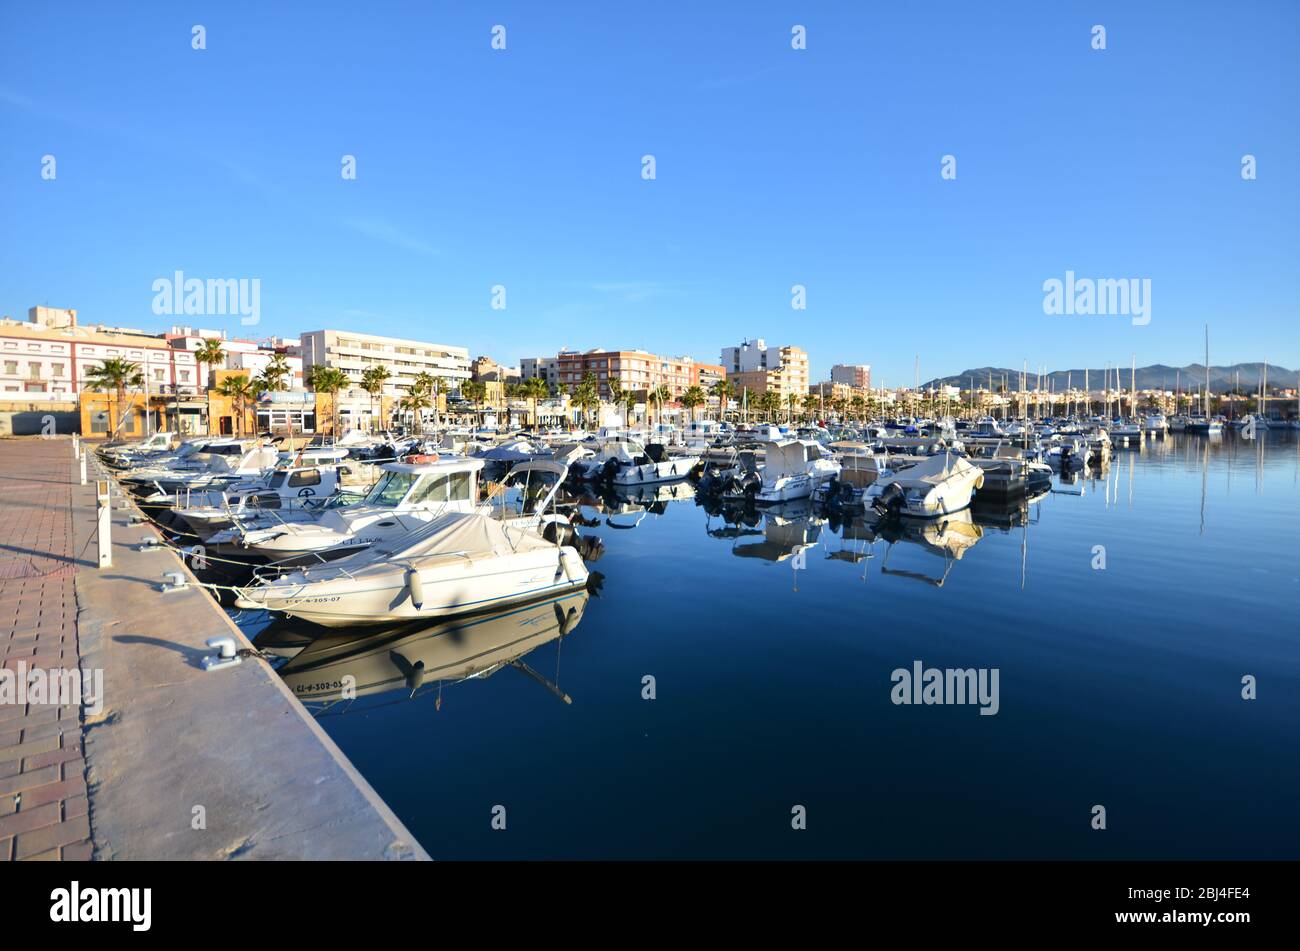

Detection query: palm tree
(520, 376), (549, 428)
(460, 379), (488, 428)
(757, 390), (780, 420)
(84, 358), (144, 439)
(253, 353), (293, 438)
(260, 352), (291, 392)
(710, 378), (734, 420)
(216, 373), (257, 436)
(360, 365), (391, 433)
(399, 385), (433, 435)
(850, 394), (866, 421)
(307, 364), (350, 438)
(194, 338), (226, 390)
(648, 383), (671, 430)
(606, 376), (627, 424)
(786, 392), (799, 424)
(681, 385), (705, 422)
(803, 393), (820, 422)
(571, 373), (600, 430)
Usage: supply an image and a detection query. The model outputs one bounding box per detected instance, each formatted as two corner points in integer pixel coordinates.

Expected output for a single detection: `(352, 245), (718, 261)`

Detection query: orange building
(556, 349), (724, 401)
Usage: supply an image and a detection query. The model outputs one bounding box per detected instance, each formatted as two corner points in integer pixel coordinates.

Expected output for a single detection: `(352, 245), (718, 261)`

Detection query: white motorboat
(607, 443), (699, 486)
(171, 460), (359, 538)
(1109, 420), (1142, 442)
(122, 441), (281, 497)
(864, 451), (985, 518)
(99, 431), (176, 468)
(1184, 416), (1223, 435)
(1142, 414), (1168, 433)
(475, 437), (552, 463)
(207, 457), (488, 559)
(735, 439), (841, 504)
(572, 438), (695, 484)
(209, 457), (572, 561)
(233, 509), (589, 627)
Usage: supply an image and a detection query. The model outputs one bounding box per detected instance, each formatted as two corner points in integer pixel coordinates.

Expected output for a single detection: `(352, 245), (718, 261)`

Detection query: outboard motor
(871, 481), (908, 518)
(602, 458), (622, 483)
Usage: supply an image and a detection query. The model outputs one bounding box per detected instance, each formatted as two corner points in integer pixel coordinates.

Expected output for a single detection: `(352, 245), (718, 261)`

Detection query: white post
(80, 453), (87, 486)
(96, 480), (112, 569)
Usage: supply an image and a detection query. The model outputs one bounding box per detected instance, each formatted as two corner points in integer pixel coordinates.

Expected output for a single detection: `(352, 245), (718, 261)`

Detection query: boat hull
(237, 547), (589, 627)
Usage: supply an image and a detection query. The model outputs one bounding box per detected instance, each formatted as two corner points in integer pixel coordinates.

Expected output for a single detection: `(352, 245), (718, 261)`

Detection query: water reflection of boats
(970, 487), (1047, 530)
(253, 590), (589, 710)
(610, 480), (697, 507)
(832, 509), (983, 586)
(730, 499), (825, 563)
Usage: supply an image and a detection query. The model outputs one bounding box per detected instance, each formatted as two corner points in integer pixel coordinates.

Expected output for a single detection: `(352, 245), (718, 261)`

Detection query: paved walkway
(0, 438), (93, 861)
(0, 436), (427, 860)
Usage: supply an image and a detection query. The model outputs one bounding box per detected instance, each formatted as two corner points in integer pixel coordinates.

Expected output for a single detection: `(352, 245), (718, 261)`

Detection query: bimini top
(381, 511), (556, 562)
(380, 457), (486, 476)
(763, 439), (829, 480)
(881, 452), (981, 488)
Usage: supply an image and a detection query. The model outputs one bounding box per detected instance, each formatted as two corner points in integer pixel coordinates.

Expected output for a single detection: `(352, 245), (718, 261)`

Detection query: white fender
(405, 566), (425, 609)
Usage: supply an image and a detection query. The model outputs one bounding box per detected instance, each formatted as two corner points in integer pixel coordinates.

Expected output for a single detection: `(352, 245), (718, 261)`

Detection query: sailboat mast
(1204, 325), (1211, 416)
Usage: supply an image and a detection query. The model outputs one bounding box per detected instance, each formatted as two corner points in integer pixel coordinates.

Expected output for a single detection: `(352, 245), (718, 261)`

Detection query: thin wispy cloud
(698, 65), (783, 90)
(0, 87), (35, 109)
(588, 281), (675, 304)
(345, 218), (439, 258)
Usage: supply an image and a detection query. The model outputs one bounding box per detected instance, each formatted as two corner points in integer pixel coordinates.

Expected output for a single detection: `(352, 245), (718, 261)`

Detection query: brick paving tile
(0, 439), (96, 862)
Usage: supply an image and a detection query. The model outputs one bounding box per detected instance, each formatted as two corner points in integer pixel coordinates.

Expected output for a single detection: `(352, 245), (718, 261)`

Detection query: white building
(166, 327), (298, 389)
(1, 316), (200, 400)
(298, 329), (471, 397)
(520, 356), (560, 389)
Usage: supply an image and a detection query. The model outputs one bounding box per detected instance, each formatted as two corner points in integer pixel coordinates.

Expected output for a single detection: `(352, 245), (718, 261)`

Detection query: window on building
(3, 361), (16, 375)
(51, 363), (64, 376)
(29, 364), (41, 379)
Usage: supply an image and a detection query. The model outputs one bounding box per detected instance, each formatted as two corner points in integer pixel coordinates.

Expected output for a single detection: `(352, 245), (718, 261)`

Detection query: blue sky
(2, 1), (1297, 385)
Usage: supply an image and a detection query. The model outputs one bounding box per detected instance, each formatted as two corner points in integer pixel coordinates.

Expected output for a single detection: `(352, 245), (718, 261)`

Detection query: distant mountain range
(922, 363), (1298, 394)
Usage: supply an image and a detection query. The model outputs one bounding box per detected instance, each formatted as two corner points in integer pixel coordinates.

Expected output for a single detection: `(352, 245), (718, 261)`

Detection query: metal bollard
(95, 480), (112, 569)
(158, 570), (187, 593)
(201, 637), (241, 671)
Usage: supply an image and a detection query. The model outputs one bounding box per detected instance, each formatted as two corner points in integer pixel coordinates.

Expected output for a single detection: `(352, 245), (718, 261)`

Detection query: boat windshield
(362, 470), (417, 506)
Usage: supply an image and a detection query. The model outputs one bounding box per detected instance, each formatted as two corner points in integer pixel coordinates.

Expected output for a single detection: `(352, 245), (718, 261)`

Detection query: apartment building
(165, 327), (302, 389)
(298, 329), (471, 397)
(721, 339), (809, 400)
(830, 363), (871, 389)
(520, 356), (560, 390)
(0, 315), (201, 400)
(555, 349), (725, 401)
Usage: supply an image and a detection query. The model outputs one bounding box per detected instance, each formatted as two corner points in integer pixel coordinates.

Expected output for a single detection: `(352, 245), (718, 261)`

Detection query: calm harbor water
(240, 432), (1300, 859)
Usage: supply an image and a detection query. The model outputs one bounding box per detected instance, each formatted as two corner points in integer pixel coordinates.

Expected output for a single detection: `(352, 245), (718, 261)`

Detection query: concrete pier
(1, 437), (428, 861)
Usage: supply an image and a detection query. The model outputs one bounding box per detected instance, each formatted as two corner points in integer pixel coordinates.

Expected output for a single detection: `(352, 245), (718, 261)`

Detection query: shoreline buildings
(721, 339), (810, 402)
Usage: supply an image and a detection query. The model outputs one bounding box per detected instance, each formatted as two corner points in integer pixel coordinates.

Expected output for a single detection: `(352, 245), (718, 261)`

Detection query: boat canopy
(388, 512), (556, 562)
(879, 451), (982, 488)
(381, 458), (486, 475)
(763, 439), (827, 480)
